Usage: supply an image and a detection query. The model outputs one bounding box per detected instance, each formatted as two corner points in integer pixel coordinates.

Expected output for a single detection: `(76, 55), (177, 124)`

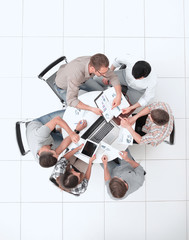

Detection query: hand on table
(69, 131), (80, 143)
(89, 154), (96, 164)
(75, 120), (87, 131)
(101, 155), (108, 166)
(119, 117), (132, 129)
(128, 116), (137, 126)
(119, 151), (129, 161)
(122, 106), (133, 115)
(91, 107), (103, 116)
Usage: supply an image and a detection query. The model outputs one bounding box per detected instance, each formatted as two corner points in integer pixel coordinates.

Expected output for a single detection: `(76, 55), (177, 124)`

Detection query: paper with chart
(95, 87), (129, 122)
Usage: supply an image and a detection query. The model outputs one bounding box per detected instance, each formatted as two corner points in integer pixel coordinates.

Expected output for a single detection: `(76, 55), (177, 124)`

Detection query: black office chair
(38, 56), (68, 104)
(16, 121), (30, 155)
(119, 64), (128, 96)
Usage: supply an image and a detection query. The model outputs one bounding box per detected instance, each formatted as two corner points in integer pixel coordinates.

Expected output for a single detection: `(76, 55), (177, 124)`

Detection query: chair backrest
(38, 56), (68, 104)
(16, 121), (30, 155)
(164, 121), (175, 145)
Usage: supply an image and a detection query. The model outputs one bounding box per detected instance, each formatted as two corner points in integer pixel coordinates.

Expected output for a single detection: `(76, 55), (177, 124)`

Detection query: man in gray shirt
(26, 110), (87, 168)
(101, 149), (145, 199)
(55, 53), (122, 115)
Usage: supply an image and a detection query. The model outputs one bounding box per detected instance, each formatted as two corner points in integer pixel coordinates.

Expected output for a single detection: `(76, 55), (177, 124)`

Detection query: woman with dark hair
(50, 144), (96, 196)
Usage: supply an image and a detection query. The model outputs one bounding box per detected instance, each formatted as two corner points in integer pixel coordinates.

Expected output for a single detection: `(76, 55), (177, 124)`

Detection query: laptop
(81, 116), (120, 145)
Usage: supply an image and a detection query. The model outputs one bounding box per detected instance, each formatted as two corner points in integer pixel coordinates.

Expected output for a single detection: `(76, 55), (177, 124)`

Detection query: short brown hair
(39, 152), (57, 168)
(109, 177), (127, 198)
(151, 109), (169, 126)
(89, 53), (109, 70)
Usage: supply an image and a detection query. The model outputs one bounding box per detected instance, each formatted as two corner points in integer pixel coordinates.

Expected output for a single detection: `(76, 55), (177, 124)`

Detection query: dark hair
(62, 171), (79, 188)
(39, 152), (57, 168)
(109, 177), (127, 198)
(89, 53), (109, 71)
(132, 61), (151, 79)
(151, 109), (169, 126)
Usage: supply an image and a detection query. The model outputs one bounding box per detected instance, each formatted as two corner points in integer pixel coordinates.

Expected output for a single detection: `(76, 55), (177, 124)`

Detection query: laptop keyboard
(90, 122), (114, 143)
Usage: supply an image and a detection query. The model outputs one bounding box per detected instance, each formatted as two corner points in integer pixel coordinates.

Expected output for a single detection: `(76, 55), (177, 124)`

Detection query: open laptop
(81, 116), (120, 145)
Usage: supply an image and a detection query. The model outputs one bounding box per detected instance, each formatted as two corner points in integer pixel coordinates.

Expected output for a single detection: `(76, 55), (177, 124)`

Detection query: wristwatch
(74, 129), (80, 134)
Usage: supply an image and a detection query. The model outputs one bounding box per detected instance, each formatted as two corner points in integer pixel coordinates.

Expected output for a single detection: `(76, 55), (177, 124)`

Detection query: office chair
(38, 56), (68, 105)
(16, 121), (30, 155)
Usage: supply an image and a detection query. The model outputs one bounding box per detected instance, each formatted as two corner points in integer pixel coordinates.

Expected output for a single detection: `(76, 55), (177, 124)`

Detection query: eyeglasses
(96, 68), (109, 78)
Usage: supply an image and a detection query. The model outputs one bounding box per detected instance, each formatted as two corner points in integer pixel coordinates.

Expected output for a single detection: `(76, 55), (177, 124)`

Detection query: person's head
(109, 177), (128, 199)
(61, 167), (84, 189)
(38, 146), (58, 168)
(89, 53), (109, 78)
(132, 61), (151, 79)
(150, 109), (169, 126)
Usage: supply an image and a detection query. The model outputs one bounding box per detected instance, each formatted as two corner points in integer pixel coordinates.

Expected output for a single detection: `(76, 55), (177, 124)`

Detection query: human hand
(70, 131), (80, 143)
(91, 107), (103, 116)
(119, 117), (132, 129)
(119, 151), (129, 161)
(77, 143), (84, 151)
(128, 116), (137, 126)
(101, 155), (108, 165)
(122, 106), (132, 115)
(89, 154), (96, 164)
(102, 78), (109, 85)
(75, 120), (87, 131)
(112, 95), (121, 109)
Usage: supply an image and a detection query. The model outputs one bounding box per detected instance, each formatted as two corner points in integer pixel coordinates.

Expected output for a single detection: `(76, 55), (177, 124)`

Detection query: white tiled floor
(0, 0), (188, 240)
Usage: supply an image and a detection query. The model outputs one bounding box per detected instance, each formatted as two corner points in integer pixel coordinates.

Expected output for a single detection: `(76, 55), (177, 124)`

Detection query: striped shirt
(140, 102), (174, 146)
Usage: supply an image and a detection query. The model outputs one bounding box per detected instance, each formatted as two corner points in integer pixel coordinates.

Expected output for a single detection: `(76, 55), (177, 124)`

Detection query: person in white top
(110, 54), (157, 114)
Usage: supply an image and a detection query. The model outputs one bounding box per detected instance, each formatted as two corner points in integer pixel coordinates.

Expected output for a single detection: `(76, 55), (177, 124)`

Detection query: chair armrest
(38, 56), (67, 80)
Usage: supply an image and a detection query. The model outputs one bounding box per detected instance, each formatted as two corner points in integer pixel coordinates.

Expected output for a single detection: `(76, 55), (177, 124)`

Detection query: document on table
(94, 87), (129, 122)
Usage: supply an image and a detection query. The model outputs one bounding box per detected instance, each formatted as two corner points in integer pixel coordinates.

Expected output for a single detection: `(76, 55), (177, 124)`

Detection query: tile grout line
(143, 1), (147, 239)
(20, 0), (25, 239)
(183, 0), (188, 239)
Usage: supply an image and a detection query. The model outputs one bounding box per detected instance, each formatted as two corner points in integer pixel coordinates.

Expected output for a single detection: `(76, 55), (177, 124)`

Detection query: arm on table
(102, 155), (111, 181)
(119, 151), (139, 168)
(84, 155), (96, 180)
(63, 144), (84, 160)
(45, 116), (79, 143)
(76, 101), (102, 116)
(120, 117), (142, 144)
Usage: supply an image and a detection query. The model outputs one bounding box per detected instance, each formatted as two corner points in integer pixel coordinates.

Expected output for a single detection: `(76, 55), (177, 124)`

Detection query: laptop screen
(81, 140), (98, 157)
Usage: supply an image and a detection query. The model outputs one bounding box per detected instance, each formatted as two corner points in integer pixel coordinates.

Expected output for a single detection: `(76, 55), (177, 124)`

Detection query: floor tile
(21, 161), (62, 202)
(64, 38), (104, 60)
(105, 0), (144, 37)
(146, 119), (186, 160)
(145, 38), (185, 77)
(23, 0), (63, 36)
(0, 119), (21, 161)
(22, 77), (62, 118)
(63, 164), (104, 202)
(22, 37), (63, 78)
(186, 39), (189, 77)
(0, 203), (20, 240)
(0, 37), (22, 78)
(146, 160), (186, 201)
(105, 38), (144, 64)
(21, 203), (62, 240)
(154, 78), (185, 119)
(0, 0), (22, 36)
(105, 202), (145, 240)
(0, 78), (21, 118)
(128, 142), (145, 160)
(146, 202), (186, 240)
(63, 203), (104, 240)
(145, 0), (184, 37)
(64, 0), (103, 37)
(0, 161), (20, 202)
(186, 79), (189, 119)
(185, 0), (189, 37)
